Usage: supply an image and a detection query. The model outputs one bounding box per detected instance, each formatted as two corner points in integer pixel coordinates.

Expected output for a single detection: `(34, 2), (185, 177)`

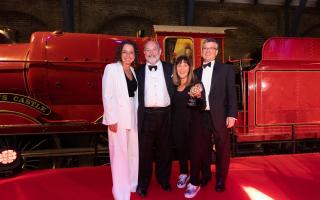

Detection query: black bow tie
(148, 65), (157, 71)
(203, 63), (211, 68)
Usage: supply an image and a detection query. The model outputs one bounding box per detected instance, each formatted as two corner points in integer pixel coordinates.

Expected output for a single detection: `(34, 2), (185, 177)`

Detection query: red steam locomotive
(0, 25), (319, 169)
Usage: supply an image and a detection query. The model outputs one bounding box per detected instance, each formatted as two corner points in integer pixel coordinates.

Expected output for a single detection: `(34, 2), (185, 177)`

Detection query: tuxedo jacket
(195, 61), (238, 132)
(135, 61), (174, 132)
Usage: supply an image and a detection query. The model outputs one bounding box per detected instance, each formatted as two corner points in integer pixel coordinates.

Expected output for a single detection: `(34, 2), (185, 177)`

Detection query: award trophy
(187, 83), (205, 108)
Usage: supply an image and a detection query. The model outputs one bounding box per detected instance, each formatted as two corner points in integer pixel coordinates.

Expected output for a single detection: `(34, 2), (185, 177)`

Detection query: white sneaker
(177, 174), (190, 188)
(184, 183), (200, 198)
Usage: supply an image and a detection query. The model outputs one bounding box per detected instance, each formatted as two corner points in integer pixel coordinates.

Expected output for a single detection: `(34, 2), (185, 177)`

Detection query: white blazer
(102, 61), (138, 130)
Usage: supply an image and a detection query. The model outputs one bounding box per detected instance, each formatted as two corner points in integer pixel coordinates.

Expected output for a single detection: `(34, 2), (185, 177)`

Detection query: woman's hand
(108, 123), (118, 132)
(188, 83), (203, 98)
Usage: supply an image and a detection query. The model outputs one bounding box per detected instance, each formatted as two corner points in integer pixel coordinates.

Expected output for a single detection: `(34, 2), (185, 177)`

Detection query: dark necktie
(202, 62), (211, 68)
(148, 65), (157, 71)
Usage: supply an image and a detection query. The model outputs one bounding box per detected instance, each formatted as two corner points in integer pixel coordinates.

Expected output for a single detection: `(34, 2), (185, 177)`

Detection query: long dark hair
(115, 40), (139, 66)
(172, 55), (196, 86)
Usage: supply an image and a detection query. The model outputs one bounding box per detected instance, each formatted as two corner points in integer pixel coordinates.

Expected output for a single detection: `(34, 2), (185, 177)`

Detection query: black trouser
(213, 122), (230, 181)
(138, 107), (172, 189)
(172, 118), (190, 175)
(189, 111), (213, 186)
(176, 143), (189, 174)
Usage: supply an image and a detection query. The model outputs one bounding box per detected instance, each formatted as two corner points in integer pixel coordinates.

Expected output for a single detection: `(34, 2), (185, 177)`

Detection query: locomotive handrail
(22, 147), (108, 158)
(0, 123), (106, 136)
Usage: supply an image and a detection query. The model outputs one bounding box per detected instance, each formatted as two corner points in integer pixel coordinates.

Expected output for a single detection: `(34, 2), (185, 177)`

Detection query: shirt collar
(203, 60), (215, 70)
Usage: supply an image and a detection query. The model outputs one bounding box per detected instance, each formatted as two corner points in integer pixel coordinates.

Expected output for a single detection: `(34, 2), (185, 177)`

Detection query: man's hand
(226, 117), (236, 128)
(108, 123), (118, 132)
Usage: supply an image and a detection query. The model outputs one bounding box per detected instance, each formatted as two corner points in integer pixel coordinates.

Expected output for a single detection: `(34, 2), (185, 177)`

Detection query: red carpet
(0, 153), (319, 200)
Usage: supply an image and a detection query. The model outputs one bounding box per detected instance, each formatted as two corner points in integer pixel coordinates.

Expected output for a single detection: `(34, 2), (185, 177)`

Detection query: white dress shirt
(144, 61), (171, 107)
(202, 60), (215, 110)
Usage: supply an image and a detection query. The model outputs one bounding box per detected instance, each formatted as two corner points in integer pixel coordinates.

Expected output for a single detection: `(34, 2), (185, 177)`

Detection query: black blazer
(194, 61), (238, 131)
(135, 61), (174, 132)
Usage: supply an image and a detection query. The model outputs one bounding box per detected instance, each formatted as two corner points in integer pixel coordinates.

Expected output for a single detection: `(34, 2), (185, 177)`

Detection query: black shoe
(137, 186), (148, 197)
(160, 183), (172, 192)
(200, 178), (211, 187)
(215, 179), (226, 192)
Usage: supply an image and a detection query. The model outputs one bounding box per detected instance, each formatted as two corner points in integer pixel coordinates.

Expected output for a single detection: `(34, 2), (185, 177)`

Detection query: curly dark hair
(115, 40), (139, 66)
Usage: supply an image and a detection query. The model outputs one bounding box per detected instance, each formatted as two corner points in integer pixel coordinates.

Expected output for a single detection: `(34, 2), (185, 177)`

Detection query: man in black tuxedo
(135, 40), (174, 197)
(187, 38), (237, 197)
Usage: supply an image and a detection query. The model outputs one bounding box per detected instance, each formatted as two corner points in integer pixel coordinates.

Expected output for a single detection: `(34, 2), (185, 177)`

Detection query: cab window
(164, 37), (194, 66)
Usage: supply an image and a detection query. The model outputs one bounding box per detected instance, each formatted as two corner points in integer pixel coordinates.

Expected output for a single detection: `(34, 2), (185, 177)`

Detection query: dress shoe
(160, 183), (172, 192)
(200, 178), (211, 187)
(215, 179), (226, 192)
(136, 186), (148, 197)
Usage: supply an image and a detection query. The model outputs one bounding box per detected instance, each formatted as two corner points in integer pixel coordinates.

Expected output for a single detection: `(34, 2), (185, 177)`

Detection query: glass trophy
(187, 83), (205, 108)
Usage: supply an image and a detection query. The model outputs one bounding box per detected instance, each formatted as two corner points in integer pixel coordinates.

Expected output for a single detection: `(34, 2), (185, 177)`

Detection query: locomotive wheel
(0, 135), (63, 170)
(91, 132), (109, 166)
(22, 135), (63, 170)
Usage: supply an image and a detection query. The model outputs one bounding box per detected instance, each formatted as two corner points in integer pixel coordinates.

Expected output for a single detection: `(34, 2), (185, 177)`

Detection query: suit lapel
(140, 65), (146, 105)
(162, 62), (171, 90)
(131, 66), (137, 80)
(195, 67), (203, 80)
(116, 62), (129, 99)
(131, 66), (138, 103)
(210, 62), (219, 96)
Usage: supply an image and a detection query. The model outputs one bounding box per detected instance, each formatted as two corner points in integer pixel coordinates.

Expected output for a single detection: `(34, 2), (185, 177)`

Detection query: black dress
(172, 86), (192, 174)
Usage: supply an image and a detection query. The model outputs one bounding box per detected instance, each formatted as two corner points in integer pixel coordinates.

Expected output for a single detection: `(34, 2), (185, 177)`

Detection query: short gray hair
(202, 38), (219, 49)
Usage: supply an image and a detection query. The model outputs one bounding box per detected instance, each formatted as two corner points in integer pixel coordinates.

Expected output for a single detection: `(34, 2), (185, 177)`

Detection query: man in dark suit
(185, 38), (237, 198)
(135, 40), (174, 197)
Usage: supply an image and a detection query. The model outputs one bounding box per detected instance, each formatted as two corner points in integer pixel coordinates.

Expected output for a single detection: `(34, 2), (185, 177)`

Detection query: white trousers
(108, 100), (139, 200)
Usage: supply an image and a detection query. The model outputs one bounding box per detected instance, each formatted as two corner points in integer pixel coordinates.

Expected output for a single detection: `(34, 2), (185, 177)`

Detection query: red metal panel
(0, 44), (30, 95)
(237, 126), (292, 142)
(295, 125), (320, 139)
(262, 37), (320, 61)
(255, 70), (320, 125)
(237, 37), (320, 141)
(45, 32), (100, 62)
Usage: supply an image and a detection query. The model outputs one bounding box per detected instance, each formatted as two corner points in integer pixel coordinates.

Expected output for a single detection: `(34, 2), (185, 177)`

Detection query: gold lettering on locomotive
(25, 98), (31, 105)
(0, 93), (51, 115)
(1, 94), (8, 101)
(13, 96), (19, 101)
(35, 103), (41, 109)
(40, 106), (47, 113)
(18, 97), (25, 103)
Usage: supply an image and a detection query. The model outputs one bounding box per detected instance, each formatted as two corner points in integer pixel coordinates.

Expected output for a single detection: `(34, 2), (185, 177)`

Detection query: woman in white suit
(102, 40), (139, 200)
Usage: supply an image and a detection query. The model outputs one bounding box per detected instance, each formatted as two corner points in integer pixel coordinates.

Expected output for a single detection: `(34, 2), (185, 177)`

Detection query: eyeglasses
(202, 47), (218, 51)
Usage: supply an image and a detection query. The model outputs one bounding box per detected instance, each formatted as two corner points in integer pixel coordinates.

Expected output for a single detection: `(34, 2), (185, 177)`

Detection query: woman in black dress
(171, 55), (197, 189)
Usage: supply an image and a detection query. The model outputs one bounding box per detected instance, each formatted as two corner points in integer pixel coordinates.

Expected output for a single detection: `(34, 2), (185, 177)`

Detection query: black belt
(144, 106), (171, 112)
